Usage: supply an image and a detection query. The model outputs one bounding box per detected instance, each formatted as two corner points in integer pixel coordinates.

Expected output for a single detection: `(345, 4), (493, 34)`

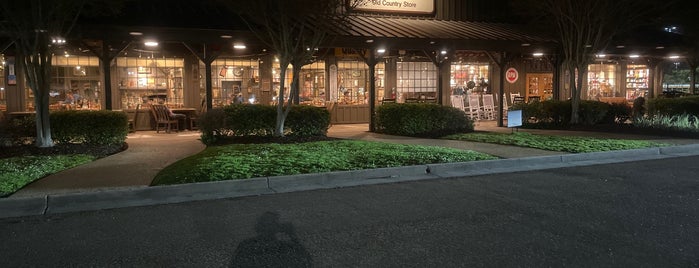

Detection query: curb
(2, 144), (698, 219)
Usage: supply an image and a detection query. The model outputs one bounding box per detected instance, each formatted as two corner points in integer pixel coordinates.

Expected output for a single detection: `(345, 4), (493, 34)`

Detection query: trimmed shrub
(0, 110), (127, 146)
(511, 100), (613, 127)
(578, 100), (609, 126)
(199, 104), (331, 144)
(374, 103), (474, 137)
(286, 105), (331, 137)
(51, 110), (128, 145)
(646, 95), (699, 117)
(602, 102), (632, 124)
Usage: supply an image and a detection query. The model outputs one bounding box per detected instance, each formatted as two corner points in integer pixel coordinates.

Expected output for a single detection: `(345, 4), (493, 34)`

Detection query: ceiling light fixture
(144, 41), (158, 47)
(234, 44), (246, 49)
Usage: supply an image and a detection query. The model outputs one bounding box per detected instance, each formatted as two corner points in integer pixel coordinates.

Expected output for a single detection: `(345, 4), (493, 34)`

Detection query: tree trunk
(23, 50), (54, 148)
(569, 65), (580, 125)
(689, 62), (698, 95)
(274, 64), (289, 137)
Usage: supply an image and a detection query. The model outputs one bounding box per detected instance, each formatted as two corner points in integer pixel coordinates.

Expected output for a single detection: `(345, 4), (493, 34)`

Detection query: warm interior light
(596, 54), (607, 58)
(440, 50), (447, 55)
(669, 55), (680, 59)
(377, 48), (386, 54)
(144, 41), (158, 47)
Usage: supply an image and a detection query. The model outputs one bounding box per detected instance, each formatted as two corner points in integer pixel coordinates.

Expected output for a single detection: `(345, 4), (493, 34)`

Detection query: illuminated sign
(353, 0), (434, 14)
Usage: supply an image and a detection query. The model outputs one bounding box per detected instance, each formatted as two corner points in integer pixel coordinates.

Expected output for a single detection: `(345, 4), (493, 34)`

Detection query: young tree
(513, 0), (672, 124)
(222, 0), (362, 137)
(0, 0), (122, 147)
(0, 0), (89, 147)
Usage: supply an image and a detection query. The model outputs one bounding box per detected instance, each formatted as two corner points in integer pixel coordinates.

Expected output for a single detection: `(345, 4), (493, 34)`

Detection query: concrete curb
(2, 144), (698, 219)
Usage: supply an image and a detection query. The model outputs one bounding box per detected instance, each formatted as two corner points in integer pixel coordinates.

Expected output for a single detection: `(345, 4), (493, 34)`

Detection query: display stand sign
(507, 109), (523, 130)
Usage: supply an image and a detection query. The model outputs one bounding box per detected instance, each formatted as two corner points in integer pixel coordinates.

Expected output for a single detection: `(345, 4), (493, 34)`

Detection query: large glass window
(397, 61), (437, 102)
(116, 56), (184, 109)
(586, 63), (619, 100)
(25, 55), (102, 111)
(335, 60), (370, 105)
(625, 64), (649, 100)
(450, 63), (489, 95)
(210, 58), (260, 107)
(299, 61), (326, 106)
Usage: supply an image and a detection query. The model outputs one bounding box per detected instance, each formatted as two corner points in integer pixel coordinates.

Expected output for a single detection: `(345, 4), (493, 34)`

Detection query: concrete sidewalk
(3, 122), (698, 218)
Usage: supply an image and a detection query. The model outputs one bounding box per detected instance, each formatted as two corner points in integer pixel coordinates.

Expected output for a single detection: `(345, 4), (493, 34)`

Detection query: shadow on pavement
(230, 211), (312, 268)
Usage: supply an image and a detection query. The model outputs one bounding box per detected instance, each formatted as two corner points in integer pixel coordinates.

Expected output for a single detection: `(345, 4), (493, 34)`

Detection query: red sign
(505, 67), (519, 84)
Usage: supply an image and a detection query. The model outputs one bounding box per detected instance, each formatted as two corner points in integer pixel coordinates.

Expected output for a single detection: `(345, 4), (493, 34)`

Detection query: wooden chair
(149, 104), (179, 133)
(188, 100), (207, 130)
(127, 104), (141, 133)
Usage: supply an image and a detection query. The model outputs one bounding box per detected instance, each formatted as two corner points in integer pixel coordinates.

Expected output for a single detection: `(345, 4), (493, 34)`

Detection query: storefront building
(0, 0), (682, 127)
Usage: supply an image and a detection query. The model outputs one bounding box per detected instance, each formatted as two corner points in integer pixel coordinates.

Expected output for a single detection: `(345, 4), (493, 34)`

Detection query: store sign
(353, 0), (434, 14)
(505, 67), (519, 84)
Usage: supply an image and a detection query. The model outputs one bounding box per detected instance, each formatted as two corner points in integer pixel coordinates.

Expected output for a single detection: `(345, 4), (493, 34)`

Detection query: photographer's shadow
(230, 212), (312, 268)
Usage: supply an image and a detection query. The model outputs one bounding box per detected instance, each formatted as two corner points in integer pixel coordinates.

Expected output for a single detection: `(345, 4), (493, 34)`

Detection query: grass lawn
(152, 140), (497, 185)
(0, 155), (95, 197)
(443, 132), (668, 153)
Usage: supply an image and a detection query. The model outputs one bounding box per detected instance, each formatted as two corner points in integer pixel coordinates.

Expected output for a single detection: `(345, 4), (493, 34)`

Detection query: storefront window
(211, 58), (259, 107)
(299, 61), (326, 106)
(116, 56), (183, 109)
(25, 55), (102, 111)
(625, 64), (649, 100)
(335, 60), (370, 105)
(397, 61), (437, 102)
(450, 63), (489, 95)
(586, 63), (619, 100)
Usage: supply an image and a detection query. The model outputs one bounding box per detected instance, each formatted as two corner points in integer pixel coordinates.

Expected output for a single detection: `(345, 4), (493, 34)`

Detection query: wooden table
(170, 108), (197, 130)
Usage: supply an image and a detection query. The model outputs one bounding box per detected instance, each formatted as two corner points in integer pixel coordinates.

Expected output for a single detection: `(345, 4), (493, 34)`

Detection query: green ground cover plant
(0, 154), (94, 197)
(443, 132), (667, 153)
(152, 140), (497, 185)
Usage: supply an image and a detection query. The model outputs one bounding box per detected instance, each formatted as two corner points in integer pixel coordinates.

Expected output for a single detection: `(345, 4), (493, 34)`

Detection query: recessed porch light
(129, 32), (143, 36)
(221, 35), (233, 39)
(234, 44), (246, 49)
(144, 41), (158, 47)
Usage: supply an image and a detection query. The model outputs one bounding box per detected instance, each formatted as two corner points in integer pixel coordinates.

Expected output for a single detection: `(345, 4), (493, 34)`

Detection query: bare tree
(222, 0), (362, 137)
(514, 0), (671, 124)
(0, 0), (90, 147)
(0, 0), (122, 147)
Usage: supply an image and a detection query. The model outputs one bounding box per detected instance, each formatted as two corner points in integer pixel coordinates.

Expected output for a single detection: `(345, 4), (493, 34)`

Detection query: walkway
(9, 122), (698, 198)
(12, 131), (205, 198)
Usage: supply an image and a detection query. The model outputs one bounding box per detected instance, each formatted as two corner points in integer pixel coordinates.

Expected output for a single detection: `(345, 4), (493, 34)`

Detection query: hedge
(0, 110), (128, 146)
(646, 95), (699, 117)
(511, 100), (630, 127)
(374, 103), (474, 137)
(199, 104), (331, 144)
